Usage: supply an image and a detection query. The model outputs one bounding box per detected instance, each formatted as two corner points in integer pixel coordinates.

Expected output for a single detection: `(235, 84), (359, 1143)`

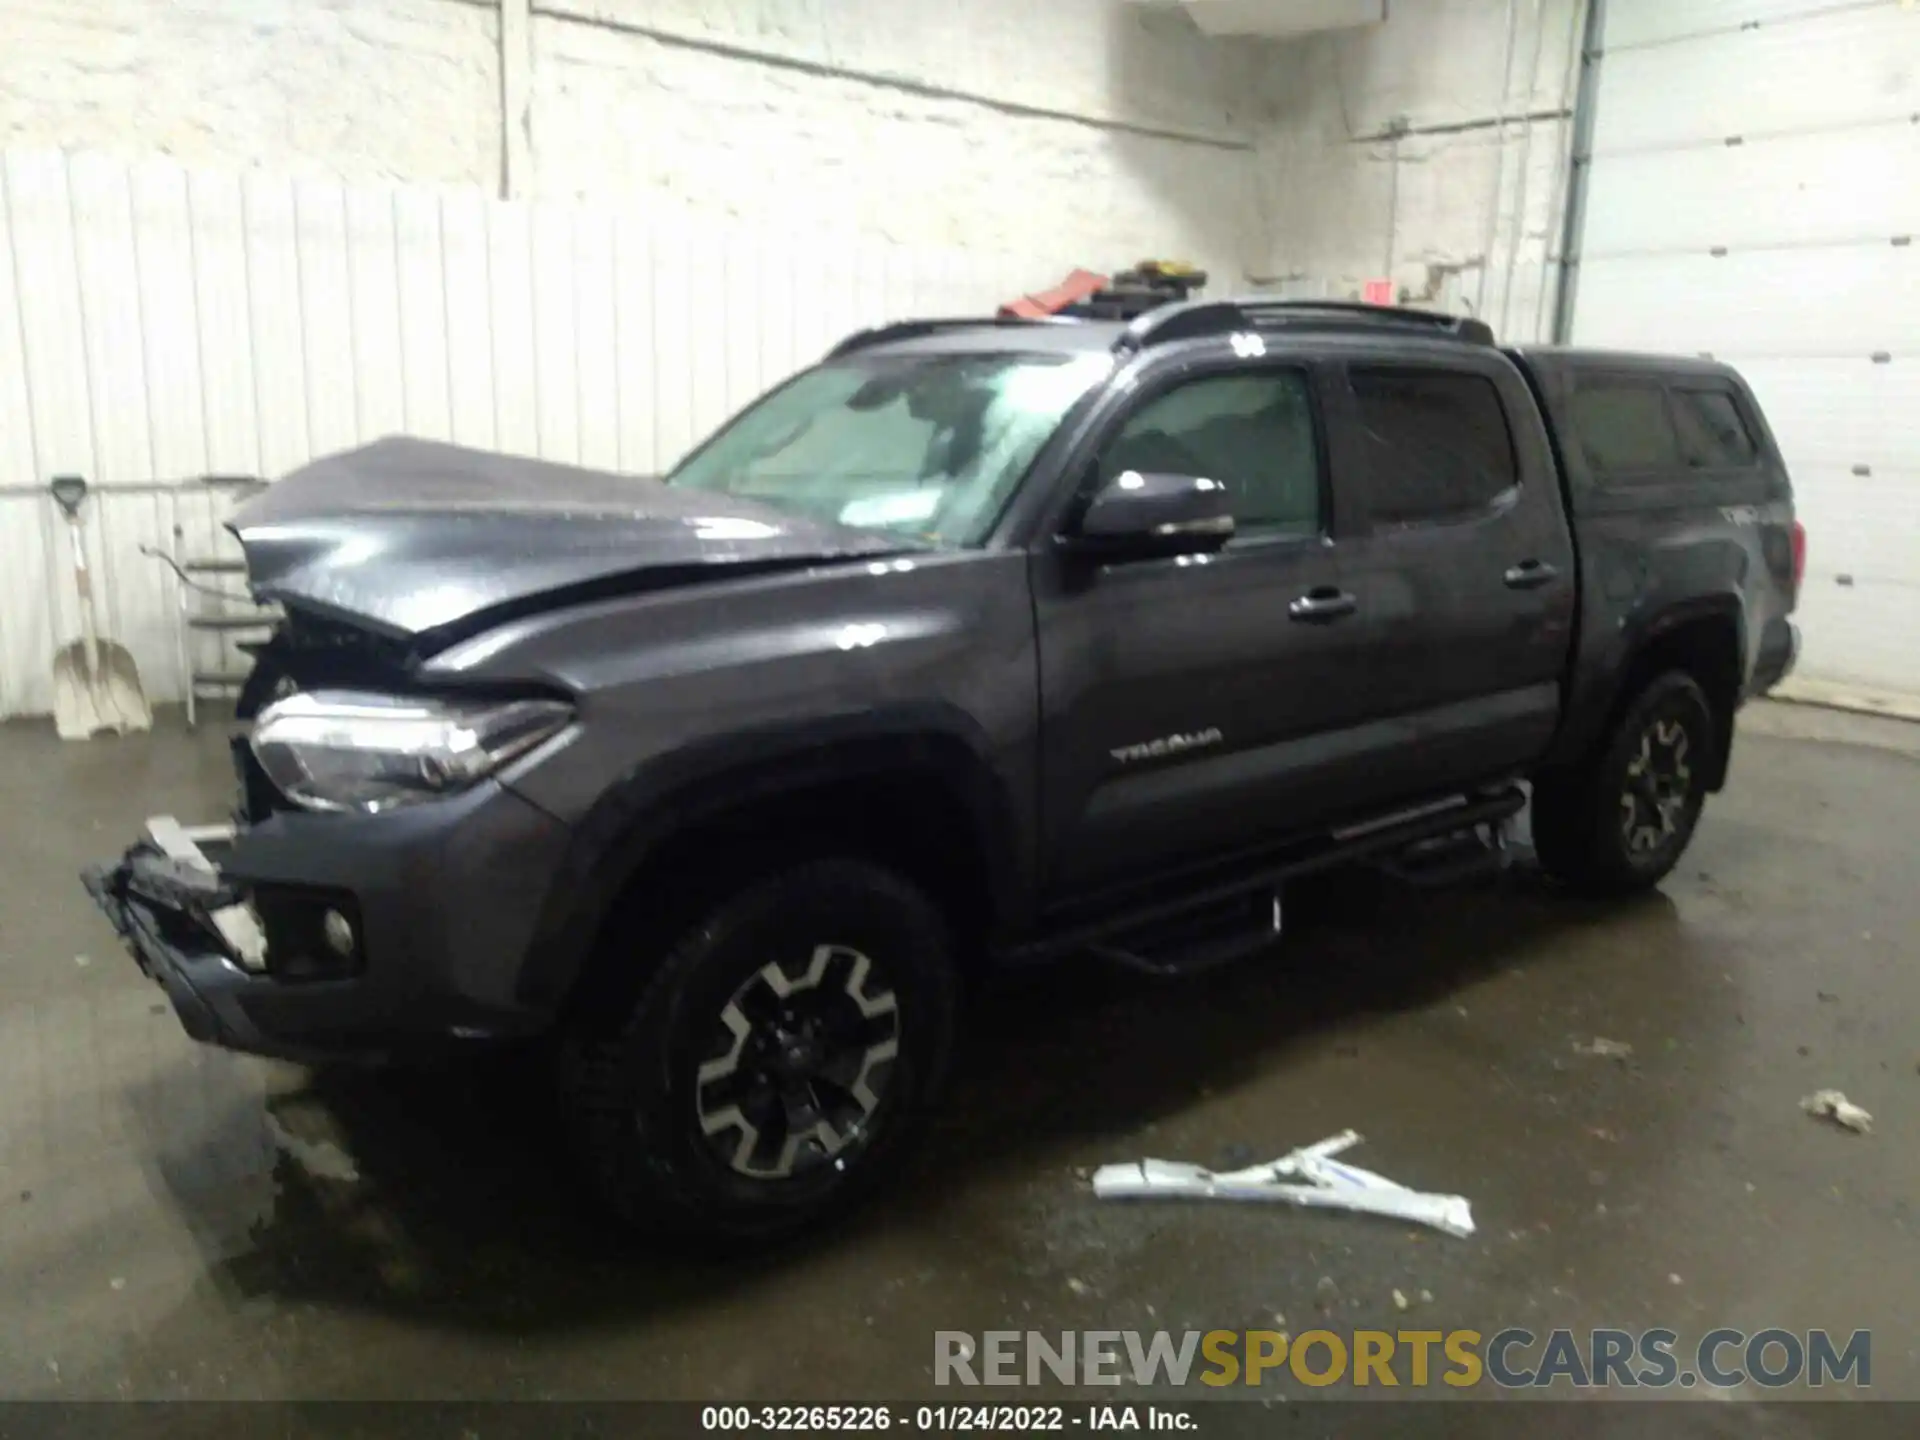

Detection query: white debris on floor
(1573, 1037), (1634, 1060)
(1801, 1089), (1873, 1134)
(1090, 1130), (1475, 1238)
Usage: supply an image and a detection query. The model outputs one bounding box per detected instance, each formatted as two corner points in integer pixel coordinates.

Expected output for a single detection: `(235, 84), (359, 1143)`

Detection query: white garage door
(1570, 0), (1920, 703)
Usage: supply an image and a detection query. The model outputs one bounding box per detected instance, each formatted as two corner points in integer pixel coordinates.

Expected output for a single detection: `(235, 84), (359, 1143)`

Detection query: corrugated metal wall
(0, 146), (1063, 718)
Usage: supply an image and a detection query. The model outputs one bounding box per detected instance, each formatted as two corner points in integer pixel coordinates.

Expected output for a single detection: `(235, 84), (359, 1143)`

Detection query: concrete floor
(1, 702), (1916, 1404)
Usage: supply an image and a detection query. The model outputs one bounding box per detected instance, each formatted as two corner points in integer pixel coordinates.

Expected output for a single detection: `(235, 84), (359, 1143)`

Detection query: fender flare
(1547, 594), (1747, 782)
(514, 704), (1030, 1010)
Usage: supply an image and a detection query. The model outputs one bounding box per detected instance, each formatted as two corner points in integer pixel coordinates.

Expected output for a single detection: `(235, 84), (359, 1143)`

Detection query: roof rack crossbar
(1119, 298), (1495, 352)
(826, 315), (1077, 358)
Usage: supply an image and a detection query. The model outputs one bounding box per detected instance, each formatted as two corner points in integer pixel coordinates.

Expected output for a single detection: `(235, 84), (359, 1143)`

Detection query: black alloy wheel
(1530, 670), (1715, 896)
(559, 858), (958, 1242)
(693, 944), (902, 1180)
(1618, 715), (1695, 859)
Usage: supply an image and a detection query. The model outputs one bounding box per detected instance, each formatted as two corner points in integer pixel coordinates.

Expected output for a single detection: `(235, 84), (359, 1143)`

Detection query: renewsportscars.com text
(934, 1328), (1870, 1391)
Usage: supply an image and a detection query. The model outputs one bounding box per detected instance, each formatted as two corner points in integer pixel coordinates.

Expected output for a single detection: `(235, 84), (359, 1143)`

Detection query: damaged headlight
(250, 691), (573, 814)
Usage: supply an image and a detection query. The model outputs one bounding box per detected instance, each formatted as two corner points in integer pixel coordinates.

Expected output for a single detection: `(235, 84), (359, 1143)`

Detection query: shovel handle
(64, 509), (101, 676)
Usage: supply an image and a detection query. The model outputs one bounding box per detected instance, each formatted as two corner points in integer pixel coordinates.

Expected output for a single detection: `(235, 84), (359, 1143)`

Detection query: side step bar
(1009, 787), (1526, 967)
(1090, 890), (1285, 979)
(1373, 821), (1511, 888)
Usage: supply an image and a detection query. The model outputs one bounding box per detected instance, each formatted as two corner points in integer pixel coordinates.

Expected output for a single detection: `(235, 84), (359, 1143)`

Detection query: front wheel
(558, 858), (959, 1243)
(1531, 671), (1716, 896)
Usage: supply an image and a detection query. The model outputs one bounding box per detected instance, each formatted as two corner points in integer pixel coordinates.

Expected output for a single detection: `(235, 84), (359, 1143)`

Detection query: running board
(1370, 821), (1511, 887)
(1090, 890), (1285, 979)
(1009, 787), (1526, 966)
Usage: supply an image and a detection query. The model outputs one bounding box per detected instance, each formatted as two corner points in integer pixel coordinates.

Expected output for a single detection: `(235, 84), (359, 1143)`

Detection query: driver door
(1030, 352), (1376, 896)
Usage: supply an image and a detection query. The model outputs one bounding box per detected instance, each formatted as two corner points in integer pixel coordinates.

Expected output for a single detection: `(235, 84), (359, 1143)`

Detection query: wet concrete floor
(0, 702), (1915, 1403)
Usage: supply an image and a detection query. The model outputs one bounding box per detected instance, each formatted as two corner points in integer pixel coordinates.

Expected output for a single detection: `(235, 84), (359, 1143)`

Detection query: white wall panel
(0, 147), (1067, 718)
(181, 172), (256, 472)
(1729, 358), (1920, 473)
(1783, 467), (1920, 589)
(133, 163), (218, 481)
(1572, 247), (1920, 356)
(1582, 122), (1920, 256)
(485, 199), (541, 457)
(241, 173), (313, 476)
(0, 164), (45, 721)
(1789, 572), (1920, 695)
(1592, 7), (1920, 154)
(345, 187), (409, 444)
(438, 188), (497, 453)
(571, 208), (620, 474)
(393, 186), (455, 443)
(1603, 0), (1868, 50)
(1576, 4), (1920, 699)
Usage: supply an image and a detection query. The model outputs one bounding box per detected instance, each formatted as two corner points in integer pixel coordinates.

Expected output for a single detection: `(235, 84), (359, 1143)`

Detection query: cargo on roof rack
(1118, 298), (1496, 352)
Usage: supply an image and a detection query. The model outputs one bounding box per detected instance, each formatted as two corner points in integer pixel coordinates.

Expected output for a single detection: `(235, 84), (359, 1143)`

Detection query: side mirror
(1060, 471), (1234, 559)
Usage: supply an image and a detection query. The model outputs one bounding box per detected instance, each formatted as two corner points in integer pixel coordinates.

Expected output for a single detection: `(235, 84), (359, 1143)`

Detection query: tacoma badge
(1110, 728), (1224, 765)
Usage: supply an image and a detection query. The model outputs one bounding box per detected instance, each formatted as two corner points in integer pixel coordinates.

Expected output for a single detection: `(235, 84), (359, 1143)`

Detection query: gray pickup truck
(85, 299), (1802, 1239)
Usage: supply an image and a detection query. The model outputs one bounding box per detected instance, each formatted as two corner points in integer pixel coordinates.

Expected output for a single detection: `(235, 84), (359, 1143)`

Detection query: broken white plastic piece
(1801, 1089), (1872, 1134)
(1573, 1037), (1633, 1060)
(1091, 1129), (1475, 1238)
(146, 814), (267, 971)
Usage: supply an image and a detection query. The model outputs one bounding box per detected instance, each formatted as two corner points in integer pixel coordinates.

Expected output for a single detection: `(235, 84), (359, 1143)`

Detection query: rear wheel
(558, 858), (959, 1242)
(1531, 671), (1715, 896)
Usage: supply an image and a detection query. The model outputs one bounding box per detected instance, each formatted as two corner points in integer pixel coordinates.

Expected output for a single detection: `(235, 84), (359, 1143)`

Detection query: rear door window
(1569, 379), (1683, 475)
(1349, 367), (1519, 526)
(1672, 387), (1758, 468)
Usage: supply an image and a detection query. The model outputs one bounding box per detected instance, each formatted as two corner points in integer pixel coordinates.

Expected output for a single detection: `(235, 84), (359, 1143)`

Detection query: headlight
(251, 690), (573, 814)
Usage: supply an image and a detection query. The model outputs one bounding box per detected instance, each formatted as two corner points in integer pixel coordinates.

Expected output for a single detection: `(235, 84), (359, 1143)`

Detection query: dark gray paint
(1510, 346), (1799, 770)
(85, 312), (1800, 1059)
(232, 437), (916, 642)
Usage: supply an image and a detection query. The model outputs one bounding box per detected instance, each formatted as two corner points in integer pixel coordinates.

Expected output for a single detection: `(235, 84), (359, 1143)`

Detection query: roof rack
(826, 315), (1078, 358)
(1118, 298), (1496, 352)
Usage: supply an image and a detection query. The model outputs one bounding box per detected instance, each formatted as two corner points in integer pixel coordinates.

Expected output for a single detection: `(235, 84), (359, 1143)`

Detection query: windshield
(665, 350), (1112, 547)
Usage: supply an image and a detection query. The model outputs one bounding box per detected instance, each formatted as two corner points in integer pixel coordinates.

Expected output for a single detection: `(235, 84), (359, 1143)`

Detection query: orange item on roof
(999, 269), (1109, 319)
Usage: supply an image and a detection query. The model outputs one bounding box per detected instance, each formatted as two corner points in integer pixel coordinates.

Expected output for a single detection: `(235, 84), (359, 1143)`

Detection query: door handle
(1503, 560), (1559, 590)
(1289, 587), (1358, 622)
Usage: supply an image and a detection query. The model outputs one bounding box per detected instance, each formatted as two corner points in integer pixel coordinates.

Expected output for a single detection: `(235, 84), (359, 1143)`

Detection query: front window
(667, 350), (1112, 547)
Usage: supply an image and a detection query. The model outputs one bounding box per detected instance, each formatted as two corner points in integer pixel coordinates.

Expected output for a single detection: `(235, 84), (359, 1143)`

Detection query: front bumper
(84, 834), (285, 1055)
(82, 781), (575, 1064)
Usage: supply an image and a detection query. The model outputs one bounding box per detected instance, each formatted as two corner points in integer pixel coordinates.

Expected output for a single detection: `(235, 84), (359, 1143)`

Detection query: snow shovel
(50, 475), (151, 740)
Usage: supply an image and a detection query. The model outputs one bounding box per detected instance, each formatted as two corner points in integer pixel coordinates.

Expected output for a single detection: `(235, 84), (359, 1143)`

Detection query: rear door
(1329, 350), (1577, 804)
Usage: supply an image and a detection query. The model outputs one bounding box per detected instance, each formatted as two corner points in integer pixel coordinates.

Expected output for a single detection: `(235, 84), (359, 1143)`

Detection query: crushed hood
(231, 437), (914, 643)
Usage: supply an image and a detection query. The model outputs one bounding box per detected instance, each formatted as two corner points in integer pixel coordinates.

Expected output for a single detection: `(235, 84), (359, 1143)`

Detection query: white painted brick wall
(0, 0), (502, 187)
(0, 0), (1584, 335)
(546, 0), (1255, 137)
(1250, 0), (1584, 341)
(530, 7), (1256, 277)
(1, 0), (1262, 283)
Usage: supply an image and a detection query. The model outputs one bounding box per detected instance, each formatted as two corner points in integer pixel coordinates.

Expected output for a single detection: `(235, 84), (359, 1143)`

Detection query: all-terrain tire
(1531, 671), (1717, 897)
(558, 858), (959, 1243)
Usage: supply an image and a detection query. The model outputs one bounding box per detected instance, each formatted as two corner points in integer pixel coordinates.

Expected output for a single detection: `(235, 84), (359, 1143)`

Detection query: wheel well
(1617, 614), (1742, 790)
(562, 768), (997, 1024)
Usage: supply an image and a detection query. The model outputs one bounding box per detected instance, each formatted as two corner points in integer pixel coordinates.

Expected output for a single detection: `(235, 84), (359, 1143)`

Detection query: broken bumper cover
(83, 849), (252, 1052)
(81, 781), (574, 1064)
